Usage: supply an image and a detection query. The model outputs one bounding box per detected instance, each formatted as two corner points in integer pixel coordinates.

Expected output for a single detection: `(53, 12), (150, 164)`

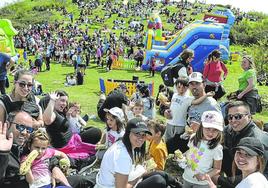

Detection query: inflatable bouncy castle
(0, 19), (18, 55)
(143, 9), (235, 72)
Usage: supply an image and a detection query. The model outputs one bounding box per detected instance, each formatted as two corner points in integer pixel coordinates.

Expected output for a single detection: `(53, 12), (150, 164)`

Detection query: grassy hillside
(2, 0), (268, 127)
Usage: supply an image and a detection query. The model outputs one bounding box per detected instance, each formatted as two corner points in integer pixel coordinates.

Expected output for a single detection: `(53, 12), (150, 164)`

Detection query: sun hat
(201, 111), (224, 131)
(234, 137), (264, 156)
(104, 107), (124, 121)
(126, 117), (152, 135)
(188, 72), (203, 83)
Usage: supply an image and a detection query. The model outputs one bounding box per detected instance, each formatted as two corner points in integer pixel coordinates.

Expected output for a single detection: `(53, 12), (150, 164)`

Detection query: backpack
(161, 63), (184, 86)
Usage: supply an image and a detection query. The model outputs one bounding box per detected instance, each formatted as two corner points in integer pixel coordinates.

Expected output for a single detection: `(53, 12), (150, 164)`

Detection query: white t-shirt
(167, 93), (194, 126)
(183, 139), (223, 185)
(105, 129), (125, 147)
(98, 141), (132, 187)
(236, 172), (268, 188)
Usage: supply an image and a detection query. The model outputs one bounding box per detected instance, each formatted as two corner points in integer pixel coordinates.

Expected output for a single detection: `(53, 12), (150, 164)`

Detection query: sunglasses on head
(16, 81), (33, 88)
(13, 123), (34, 134)
(227, 113), (248, 121)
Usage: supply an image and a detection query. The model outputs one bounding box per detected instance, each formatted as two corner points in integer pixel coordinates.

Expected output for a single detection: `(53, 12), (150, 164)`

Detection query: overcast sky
(0, 0), (267, 14)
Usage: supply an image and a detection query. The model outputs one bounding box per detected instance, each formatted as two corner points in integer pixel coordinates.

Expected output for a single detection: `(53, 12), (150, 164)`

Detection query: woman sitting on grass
(39, 91), (102, 170)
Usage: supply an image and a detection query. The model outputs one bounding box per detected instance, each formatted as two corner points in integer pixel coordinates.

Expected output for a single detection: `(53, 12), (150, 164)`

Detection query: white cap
(104, 107), (124, 121)
(201, 111), (224, 131)
(188, 72), (203, 83)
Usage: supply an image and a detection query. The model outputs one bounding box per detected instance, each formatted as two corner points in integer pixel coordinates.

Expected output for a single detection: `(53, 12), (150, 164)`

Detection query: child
(136, 120), (182, 188)
(155, 84), (173, 116)
(139, 84), (155, 119)
(125, 99), (148, 121)
(130, 83), (142, 103)
(67, 102), (86, 134)
(164, 77), (214, 153)
(147, 119), (168, 170)
(65, 74), (76, 86)
(182, 111), (223, 187)
(76, 67), (84, 85)
(96, 107), (125, 159)
(149, 58), (156, 77)
(20, 129), (71, 188)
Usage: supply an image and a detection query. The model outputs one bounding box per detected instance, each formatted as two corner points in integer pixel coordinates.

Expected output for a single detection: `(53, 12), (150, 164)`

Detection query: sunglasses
(132, 132), (146, 139)
(16, 81), (34, 88)
(227, 113), (248, 121)
(13, 123), (34, 134)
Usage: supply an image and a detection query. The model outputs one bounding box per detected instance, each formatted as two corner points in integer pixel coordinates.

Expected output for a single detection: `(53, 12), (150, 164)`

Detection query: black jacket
(224, 120), (268, 178)
(0, 145), (29, 188)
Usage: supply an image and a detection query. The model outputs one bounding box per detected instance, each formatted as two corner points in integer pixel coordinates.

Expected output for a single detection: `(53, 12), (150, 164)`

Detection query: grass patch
(7, 57), (268, 130)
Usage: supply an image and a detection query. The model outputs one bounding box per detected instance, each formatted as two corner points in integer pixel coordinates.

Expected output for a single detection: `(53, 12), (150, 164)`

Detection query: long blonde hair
(231, 154), (265, 181)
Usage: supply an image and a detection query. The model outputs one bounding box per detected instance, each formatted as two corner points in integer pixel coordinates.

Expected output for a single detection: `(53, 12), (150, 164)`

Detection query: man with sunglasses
(0, 110), (99, 188)
(216, 101), (268, 187)
(0, 110), (34, 188)
(0, 52), (18, 94)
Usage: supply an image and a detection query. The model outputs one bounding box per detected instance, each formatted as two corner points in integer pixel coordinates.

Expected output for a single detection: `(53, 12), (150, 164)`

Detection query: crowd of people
(0, 0), (267, 188)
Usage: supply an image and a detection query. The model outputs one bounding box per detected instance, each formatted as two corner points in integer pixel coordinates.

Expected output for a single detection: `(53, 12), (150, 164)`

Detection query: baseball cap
(188, 72), (203, 83)
(104, 107), (124, 121)
(126, 118), (152, 135)
(201, 111), (224, 131)
(234, 137), (264, 156)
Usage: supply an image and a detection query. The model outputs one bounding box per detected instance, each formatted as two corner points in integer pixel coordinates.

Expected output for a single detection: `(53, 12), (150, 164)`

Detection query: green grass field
(7, 55), (268, 129)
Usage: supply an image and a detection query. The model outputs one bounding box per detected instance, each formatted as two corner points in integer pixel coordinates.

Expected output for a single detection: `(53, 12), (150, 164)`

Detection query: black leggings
(136, 171), (180, 188)
(166, 134), (189, 154)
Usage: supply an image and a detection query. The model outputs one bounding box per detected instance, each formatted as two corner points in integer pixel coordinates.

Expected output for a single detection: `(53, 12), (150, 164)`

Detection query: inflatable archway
(0, 19), (18, 56)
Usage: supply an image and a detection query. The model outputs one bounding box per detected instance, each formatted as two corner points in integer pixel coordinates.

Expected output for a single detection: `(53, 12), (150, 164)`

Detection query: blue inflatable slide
(143, 9), (235, 72)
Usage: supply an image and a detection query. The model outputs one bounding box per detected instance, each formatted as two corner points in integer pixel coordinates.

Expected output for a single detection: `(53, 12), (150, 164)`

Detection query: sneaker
(20, 150), (39, 175)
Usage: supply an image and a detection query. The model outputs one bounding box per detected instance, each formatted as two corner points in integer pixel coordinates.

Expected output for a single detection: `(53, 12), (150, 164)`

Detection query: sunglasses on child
(227, 113), (248, 121)
(13, 123), (34, 134)
(16, 81), (34, 88)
